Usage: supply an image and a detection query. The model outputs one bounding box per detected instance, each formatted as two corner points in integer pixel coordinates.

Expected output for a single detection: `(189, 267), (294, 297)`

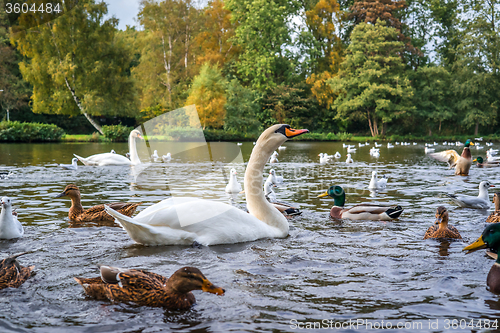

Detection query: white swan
(225, 168), (242, 193)
(0, 197), (23, 239)
(445, 181), (494, 209)
(368, 171), (387, 190)
(74, 130), (143, 166)
(60, 158), (78, 170)
(346, 154), (353, 163)
(269, 169), (283, 184)
(104, 124), (309, 246)
(162, 153), (172, 162)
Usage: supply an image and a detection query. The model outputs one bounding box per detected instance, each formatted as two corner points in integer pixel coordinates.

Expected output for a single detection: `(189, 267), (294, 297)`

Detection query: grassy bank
(61, 131), (500, 143)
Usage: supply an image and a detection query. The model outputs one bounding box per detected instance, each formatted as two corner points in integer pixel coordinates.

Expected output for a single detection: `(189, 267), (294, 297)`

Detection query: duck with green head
(473, 156), (499, 168)
(463, 223), (500, 294)
(317, 185), (403, 221)
(429, 139), (474, 176)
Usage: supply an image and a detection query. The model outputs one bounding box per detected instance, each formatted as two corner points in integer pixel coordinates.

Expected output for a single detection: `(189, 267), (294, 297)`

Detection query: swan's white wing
(429, 150), (460, 167)
(106, 198), (285, 246)
(74, 153), (131, 166)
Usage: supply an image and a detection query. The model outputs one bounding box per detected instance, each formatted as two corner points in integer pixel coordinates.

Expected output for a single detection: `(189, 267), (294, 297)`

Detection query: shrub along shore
(1, 121), (499, 143)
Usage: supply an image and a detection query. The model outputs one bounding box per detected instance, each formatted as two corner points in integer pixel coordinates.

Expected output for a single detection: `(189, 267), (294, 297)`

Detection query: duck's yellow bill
(317, 191), (329, 198)
(201, 278), (225, 295)
(463, 237), (487, 253)
(470, 142), (475, 146)
(473, 159), (477, 162)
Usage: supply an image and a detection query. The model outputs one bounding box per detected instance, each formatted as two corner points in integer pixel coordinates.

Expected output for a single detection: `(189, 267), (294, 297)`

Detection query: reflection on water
(1, 141), (500, 332)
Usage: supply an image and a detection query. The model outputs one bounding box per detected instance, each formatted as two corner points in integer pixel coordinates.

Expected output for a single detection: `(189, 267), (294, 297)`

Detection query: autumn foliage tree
(195, 0), (239, 68)
(185, 63), (227, 129)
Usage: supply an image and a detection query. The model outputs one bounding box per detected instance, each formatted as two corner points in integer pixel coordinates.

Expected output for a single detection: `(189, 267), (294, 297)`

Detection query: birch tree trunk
(64, 77), (103, 135)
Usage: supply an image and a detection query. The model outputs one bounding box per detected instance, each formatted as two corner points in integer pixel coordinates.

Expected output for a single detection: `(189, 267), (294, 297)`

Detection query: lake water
(0, 140), (499, 332)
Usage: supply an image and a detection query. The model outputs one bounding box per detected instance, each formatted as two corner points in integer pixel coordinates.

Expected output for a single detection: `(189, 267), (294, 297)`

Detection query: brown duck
(0, 252), (34, 290)
(56, 185), (141, 222)
(486, 193), (500, 223)
(74, 265), (224, 309)
(424, 206), (462, 239)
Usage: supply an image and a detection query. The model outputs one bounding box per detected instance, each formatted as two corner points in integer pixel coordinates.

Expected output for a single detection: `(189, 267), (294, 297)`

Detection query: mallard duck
(463, 223), (500, 294)
(474, 156), (500, 167)
(74, 265), (224, 309)
(104, 125), (309, 246)
(0, 252), (34, 290)
(445, 181), (494, 209)
(59, 158), (78, 170)
(225, 168), (242, 193)
(317, 185), (403, 221)
(486, 193), (500, 223)
(0, 197), (24, 239)
(423, 206), (462, 239)
(429, 139), (474, 175)
(56, 184), (141, 222)
(74, 130), (143, 166)
(368, 171), (387, 191)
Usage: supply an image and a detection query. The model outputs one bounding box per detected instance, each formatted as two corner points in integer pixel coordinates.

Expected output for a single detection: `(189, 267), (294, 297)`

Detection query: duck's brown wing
(424, 225), (439, 239)
(99, 267), (168, 307)
(74, 276), (110, 300)
(0, 253), (33, 290)
(79, 202), (141, 222)
(486, 213), (500, 223)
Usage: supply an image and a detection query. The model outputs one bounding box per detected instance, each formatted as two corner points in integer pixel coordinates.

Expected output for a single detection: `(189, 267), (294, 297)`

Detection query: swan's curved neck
(129, 134), (141, 165)
(244, 140), (288, 233)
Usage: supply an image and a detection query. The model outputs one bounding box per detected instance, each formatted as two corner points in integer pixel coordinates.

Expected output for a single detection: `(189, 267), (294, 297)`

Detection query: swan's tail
(104, 205), (196, 246)
(73, 154), (95, 166)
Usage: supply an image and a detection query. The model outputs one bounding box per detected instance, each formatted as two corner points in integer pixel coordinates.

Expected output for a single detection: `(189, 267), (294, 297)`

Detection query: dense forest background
(0, 0), (499, 137)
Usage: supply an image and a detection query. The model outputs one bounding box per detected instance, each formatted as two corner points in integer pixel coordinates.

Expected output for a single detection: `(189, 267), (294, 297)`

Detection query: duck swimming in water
(0, 252), (34, 290)
(74, 265), (224, 309)
(463, 223), (500, 294)
(317, 185), (403, 221)
(423, 206), (462, 239)
(486, 193), (500, 223)
(56, 184), (141, 223)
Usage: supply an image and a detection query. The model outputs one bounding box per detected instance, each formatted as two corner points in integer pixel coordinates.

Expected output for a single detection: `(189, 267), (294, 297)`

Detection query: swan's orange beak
(285, 128), (309, 138)
(137, 134), (143, 139)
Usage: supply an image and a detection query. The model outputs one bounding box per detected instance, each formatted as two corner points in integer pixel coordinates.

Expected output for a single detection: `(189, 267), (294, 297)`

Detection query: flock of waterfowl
(2, 124), (500, 310)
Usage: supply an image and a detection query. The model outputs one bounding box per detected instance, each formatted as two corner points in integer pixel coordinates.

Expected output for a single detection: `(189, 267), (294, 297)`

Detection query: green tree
(224, 79), (261, 133)
(329, 21), (414, 137)
(225, 0), (299, 90)
(12, 0), (137, 134)
(412, 66), (454, 135)
(185, 63), (227, 129)
(0, 0), (29, 121)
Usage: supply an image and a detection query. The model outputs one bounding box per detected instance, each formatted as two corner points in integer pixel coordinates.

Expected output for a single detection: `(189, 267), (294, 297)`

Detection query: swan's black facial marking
(274, 125), (291, 137)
